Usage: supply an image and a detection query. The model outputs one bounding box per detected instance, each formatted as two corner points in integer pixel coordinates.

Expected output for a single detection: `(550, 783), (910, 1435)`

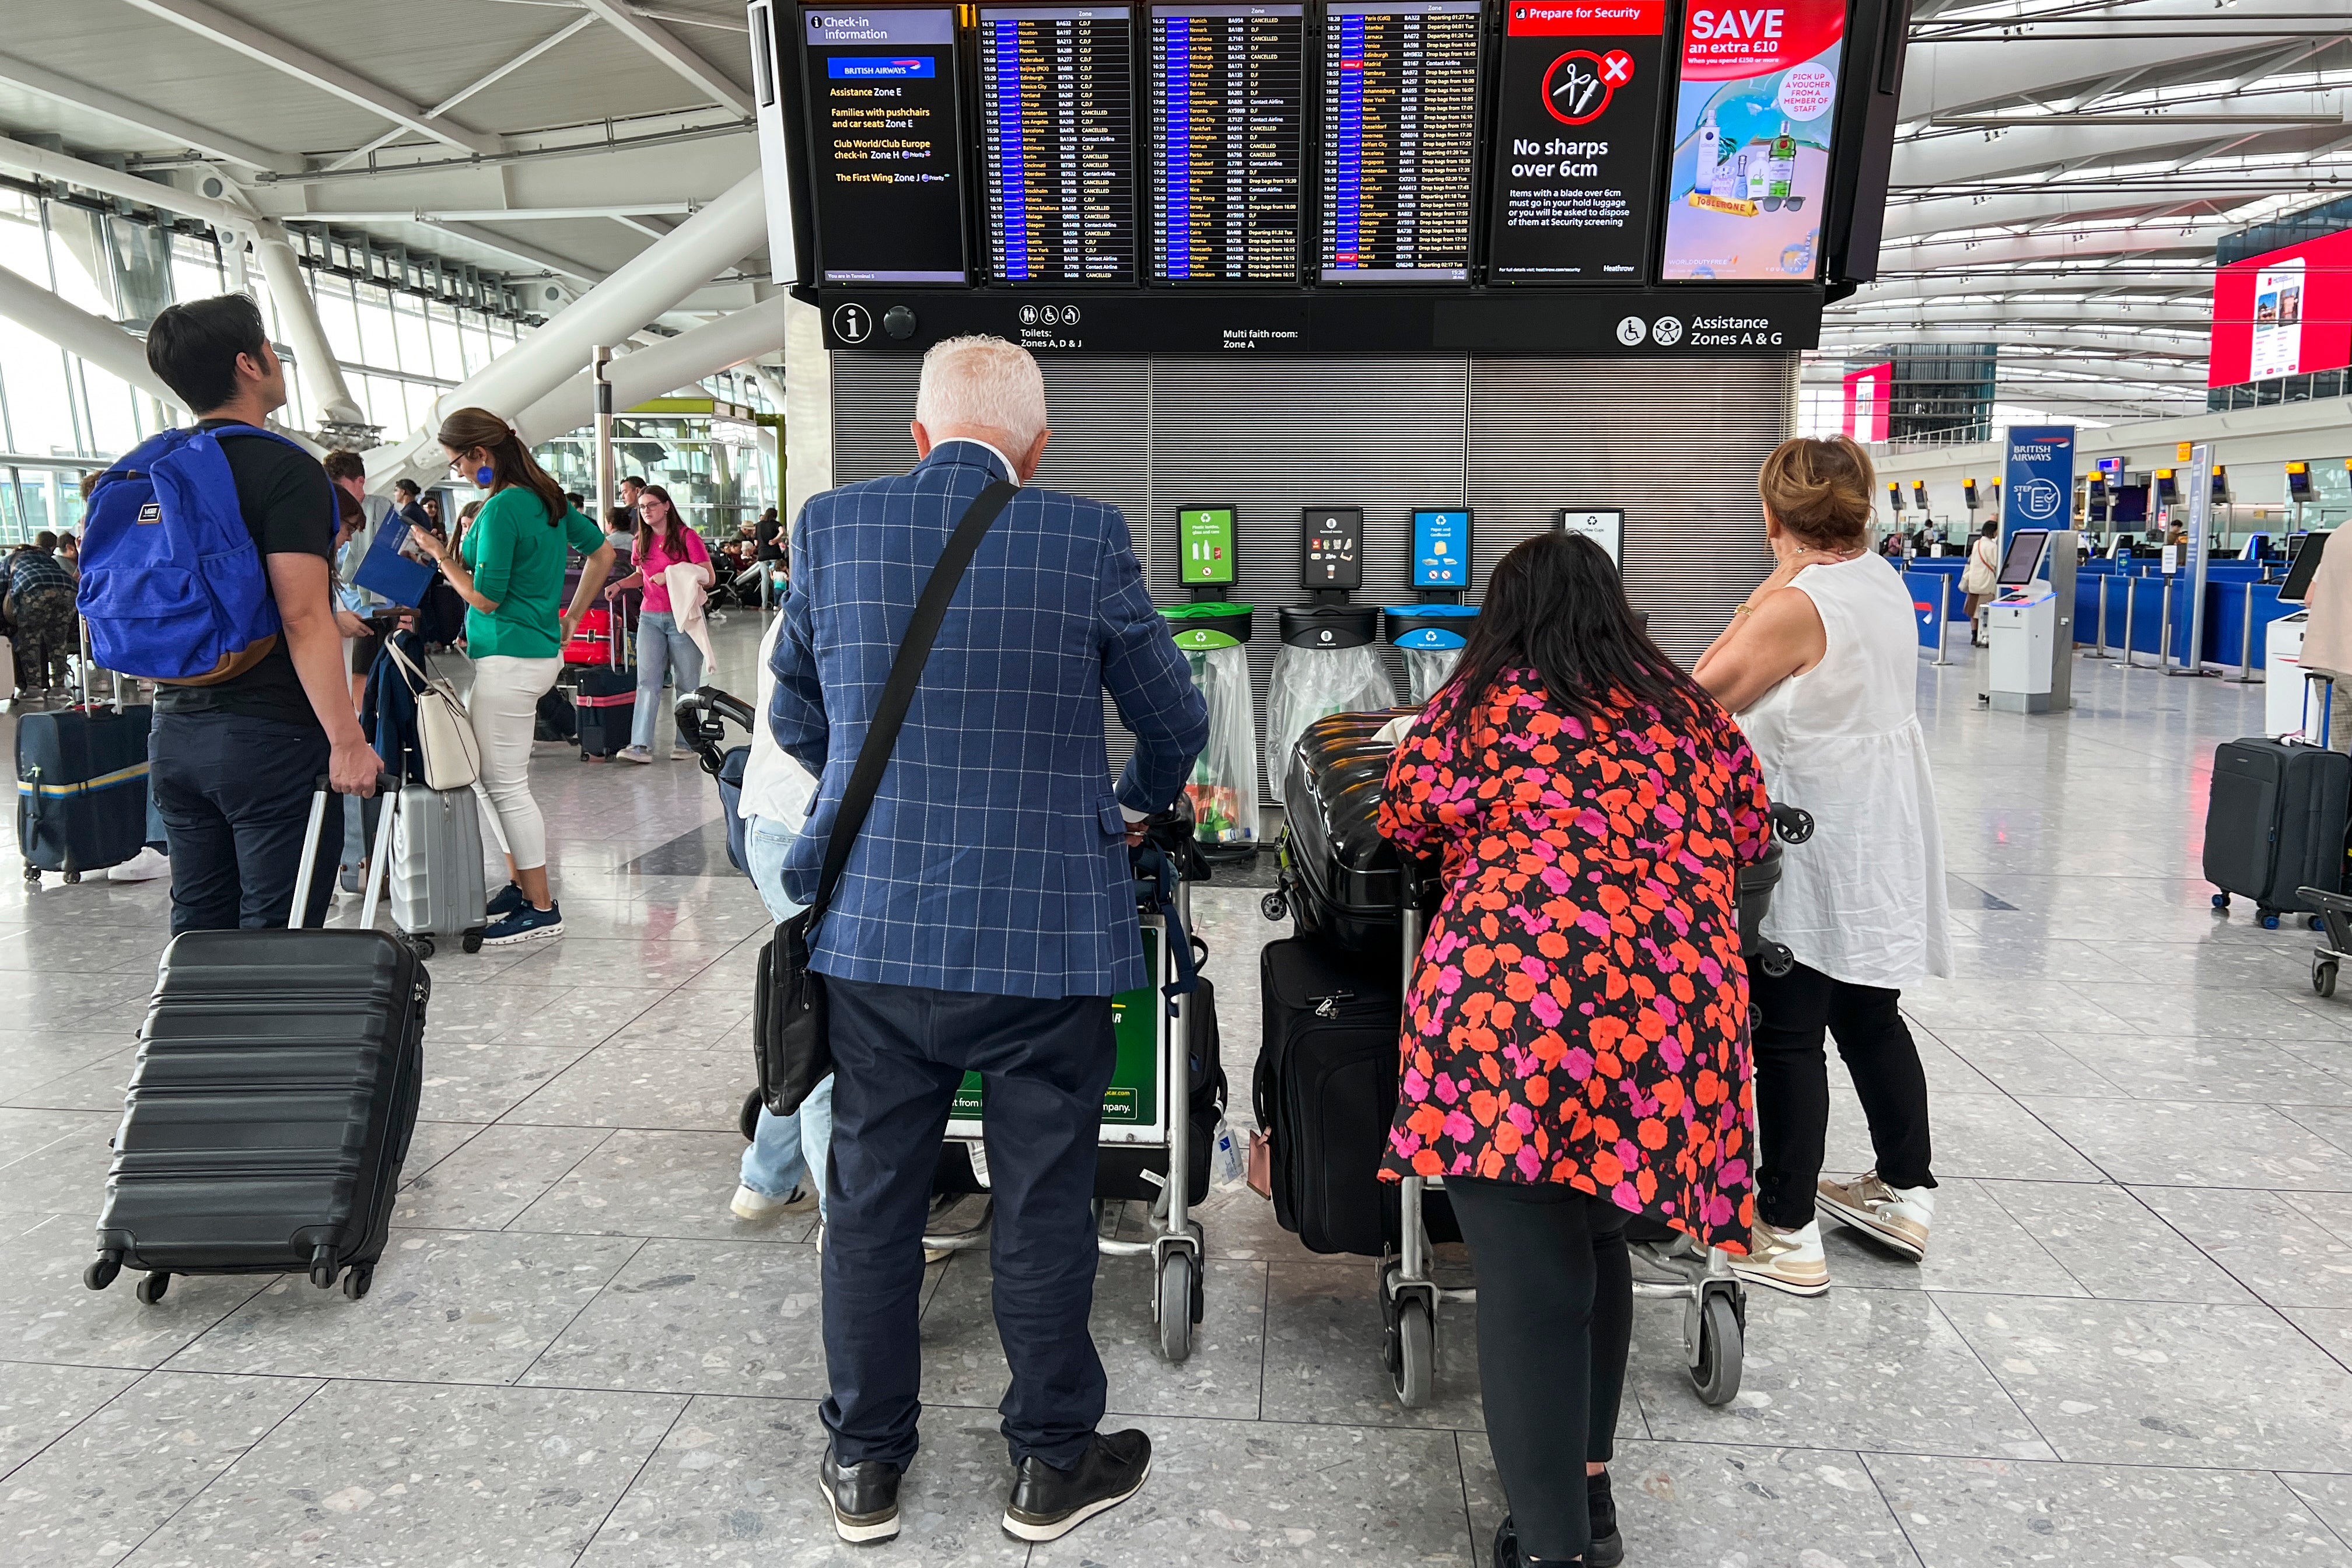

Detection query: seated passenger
(1693, 435), (1954, 1296)
(1380, 530), (1768, 1568)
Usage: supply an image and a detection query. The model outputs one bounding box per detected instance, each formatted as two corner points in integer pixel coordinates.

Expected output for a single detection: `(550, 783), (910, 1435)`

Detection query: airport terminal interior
(3, 0), (2352, 1564)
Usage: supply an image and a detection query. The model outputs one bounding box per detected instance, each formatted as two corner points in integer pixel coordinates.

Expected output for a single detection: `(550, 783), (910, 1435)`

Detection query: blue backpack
(78, 425), (299, 684)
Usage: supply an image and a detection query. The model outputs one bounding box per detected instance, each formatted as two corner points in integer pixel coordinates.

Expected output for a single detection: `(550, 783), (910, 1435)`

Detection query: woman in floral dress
(1380, 532), (1769, 1568)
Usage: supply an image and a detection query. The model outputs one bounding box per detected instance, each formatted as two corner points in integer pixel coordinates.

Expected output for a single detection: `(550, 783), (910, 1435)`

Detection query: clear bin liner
(1182, 644), (1262, 847)
(1401, 646), (1462, 706)
(1265, 642), (1398, 803)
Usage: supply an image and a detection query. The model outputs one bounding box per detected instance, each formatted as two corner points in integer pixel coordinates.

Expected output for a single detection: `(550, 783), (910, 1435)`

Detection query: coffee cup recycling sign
(1557, 508), (1626, 566)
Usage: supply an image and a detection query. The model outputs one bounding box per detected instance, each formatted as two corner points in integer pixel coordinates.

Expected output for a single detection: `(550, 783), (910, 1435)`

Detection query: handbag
(752, 480), (1018, 1117)
(382, 637), (481, 790)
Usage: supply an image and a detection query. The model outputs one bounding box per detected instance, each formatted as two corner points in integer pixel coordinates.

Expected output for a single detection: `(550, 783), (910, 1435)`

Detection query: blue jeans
(741, 812), (834, 1217)
(150, 713), (337, 933)
(630, 609), (704, 751)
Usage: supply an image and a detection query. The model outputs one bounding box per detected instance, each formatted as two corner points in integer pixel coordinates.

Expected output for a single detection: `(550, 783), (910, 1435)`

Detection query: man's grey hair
(914, 335), (1048, 451)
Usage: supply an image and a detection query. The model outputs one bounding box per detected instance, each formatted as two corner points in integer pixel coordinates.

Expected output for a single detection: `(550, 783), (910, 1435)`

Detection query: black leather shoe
(1493, 1514), (1592, 1566)
(1002, 1429), (1152, 1542)
(817, 1450), (902, 1544)
(1586, 1470), (1625, 1567)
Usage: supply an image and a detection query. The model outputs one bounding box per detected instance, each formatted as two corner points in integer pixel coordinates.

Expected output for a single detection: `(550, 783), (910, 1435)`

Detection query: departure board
(801, 8), (968, 284)
(1318, 0), (1481, 283)
(978, 5), (1139, 284)
(1148, 4), (1307, 282)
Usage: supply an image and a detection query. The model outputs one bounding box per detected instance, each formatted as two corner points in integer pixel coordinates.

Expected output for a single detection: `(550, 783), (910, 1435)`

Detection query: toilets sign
(2001, 425), (2075, 539)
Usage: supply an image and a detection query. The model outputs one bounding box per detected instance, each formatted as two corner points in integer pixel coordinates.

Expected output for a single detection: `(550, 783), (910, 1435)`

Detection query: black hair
(621, 474), (647, 489)
(145, 293), (269, 414)
(1429, 532), (1717, 748)
(1980, 522), (1998, 538)
(393, 478), (421, 499)
(565, 491), (586, 506)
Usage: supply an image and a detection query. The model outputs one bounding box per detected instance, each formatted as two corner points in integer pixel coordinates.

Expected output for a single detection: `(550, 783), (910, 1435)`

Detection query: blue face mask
(474, 465), (495, 487)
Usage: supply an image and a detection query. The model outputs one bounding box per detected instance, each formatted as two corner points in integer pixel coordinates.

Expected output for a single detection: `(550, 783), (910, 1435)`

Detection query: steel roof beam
(324, 15), (597, 172)
(578, 0), (754, 116)
(0, 50), (300, 174)
(118, 0), (506, 157)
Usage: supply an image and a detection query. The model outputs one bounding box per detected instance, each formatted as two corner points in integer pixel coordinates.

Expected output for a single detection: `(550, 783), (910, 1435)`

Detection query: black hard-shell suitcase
(2203, 737), (2351, 925)
(86, 781), (424, 1303)
(1278, 708), (1416, 953)
(16, 701), (152, 880)
(1256, 936), (1455, 1256)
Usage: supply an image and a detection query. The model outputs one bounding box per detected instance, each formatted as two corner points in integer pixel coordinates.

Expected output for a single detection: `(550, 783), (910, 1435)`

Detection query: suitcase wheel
(84, 1252), (121, 1292)
(342, 1264), (373, 1301)
(2211, 892), (2231, 911)
(462, 929), (485, 955)
(309, 1247), (337, 1289)
(1759, 942), (1796, 979)
(62, 869), (80, 885)
(2260, 909), (2281, 931)
(408, 934), (436, 960)
(22, 863), (38, 883)
(134, 1270), (170, 1304)
(1260, 890), (1288, 922)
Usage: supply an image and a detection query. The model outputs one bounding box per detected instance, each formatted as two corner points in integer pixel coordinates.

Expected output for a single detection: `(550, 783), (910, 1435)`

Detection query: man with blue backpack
(79, 293), (384, 932)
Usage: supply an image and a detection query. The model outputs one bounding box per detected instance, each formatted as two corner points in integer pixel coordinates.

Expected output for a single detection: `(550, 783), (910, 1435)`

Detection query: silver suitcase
(388, 783), (487, 957)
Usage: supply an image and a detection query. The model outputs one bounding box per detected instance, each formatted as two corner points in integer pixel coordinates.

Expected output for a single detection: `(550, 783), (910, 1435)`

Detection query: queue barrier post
(2158, 578), (2175, 668)
(1933, 576), (1954, 667)
(2225, 581), (2260, 684)
(2084, 572), (2113, 660)
(2123, 573), (2141, 668)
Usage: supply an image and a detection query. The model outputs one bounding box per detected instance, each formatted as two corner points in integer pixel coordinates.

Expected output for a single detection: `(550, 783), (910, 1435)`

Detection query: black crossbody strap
(811, 479), (1018, 920)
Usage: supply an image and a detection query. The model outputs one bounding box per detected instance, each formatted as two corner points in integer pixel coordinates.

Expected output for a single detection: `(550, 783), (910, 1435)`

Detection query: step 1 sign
(1486, 0), (1668, 282)
(2001, 426), (2075, 542)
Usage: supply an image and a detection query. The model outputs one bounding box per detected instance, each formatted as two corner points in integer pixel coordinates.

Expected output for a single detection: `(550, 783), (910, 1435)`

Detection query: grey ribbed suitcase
(388, 783), (488, 957)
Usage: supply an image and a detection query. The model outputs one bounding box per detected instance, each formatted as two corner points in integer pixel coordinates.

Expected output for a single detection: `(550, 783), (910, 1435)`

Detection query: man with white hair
(771, 335), (1206, 1546)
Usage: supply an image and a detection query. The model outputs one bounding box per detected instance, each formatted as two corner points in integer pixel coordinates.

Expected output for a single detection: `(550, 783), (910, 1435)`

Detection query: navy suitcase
(2204, 736), (2352, 926)
(86, 782), (422, 1303)
(576, 669), (635, 759)
(16, 701), (153, 881)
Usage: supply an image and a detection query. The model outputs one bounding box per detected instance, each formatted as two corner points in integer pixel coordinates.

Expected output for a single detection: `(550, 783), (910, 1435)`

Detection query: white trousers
(468, 654), (562, 871)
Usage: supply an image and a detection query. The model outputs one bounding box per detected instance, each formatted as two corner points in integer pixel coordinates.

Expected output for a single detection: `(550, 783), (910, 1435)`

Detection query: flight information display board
(1486, 0), (1667, 282)
(1318, 0), (1482, 283)
(1148, 3), (1308, 282)
(977, 5), (1140, 284)
(802, 8), (969, 284)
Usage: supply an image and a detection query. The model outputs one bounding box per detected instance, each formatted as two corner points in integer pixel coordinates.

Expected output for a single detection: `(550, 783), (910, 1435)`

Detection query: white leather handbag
(382, 639), (481, 790)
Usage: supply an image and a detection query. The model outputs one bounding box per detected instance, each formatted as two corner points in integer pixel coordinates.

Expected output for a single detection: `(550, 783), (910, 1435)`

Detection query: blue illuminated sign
(2001, 425), (2075, 538)
(1413, 509), (1469, 589)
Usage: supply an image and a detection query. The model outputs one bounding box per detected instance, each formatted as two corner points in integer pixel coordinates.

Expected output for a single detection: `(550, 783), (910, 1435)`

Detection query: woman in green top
(409, 407), (615, 946)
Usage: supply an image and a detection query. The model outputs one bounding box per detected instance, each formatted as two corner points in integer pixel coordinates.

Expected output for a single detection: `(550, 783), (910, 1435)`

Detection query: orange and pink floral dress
(1378, 674), (1769, 1254)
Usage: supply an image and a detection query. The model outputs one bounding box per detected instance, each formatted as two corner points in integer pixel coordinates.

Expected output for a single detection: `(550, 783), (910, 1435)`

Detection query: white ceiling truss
(1829, 0), (2352, 421)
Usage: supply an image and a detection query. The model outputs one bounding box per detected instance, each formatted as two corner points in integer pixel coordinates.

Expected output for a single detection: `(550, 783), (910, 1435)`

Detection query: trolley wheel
(2212, 892), (2231, 911)
(134, 1270), (170, 1305)
(62, 870), (81, 885)
(1692, 1292), (1742, 1406)
(341, 1264), (373, 1301)
(461, 930), (484, 954)
(738, 1087), (764, 1143)
(84, 1252), (121, 1292)
(1260, 891), (1287, 922)
(1390, 1296), (1434, 1408)
(1156, 1252), (1195, 1363)
(2316, 958), (2339, 999)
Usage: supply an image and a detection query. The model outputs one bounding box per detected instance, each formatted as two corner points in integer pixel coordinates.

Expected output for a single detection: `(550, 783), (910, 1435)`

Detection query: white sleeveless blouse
(1736, 552), (1954, 989)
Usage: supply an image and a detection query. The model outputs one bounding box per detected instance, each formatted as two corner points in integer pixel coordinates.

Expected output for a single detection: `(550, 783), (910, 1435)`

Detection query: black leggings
(1447, 1177), (1631, 1564)
(1751, 960), (1935, 1230)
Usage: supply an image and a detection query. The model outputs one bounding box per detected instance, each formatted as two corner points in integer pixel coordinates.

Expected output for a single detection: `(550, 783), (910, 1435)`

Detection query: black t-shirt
(154, 419), (337, 730)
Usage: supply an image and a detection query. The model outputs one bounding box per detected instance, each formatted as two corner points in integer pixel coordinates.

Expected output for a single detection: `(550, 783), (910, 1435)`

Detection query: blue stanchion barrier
(1902, 570), (1952, 652)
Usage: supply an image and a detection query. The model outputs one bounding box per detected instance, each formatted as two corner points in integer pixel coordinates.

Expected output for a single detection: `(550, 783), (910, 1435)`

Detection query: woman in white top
(1958, 520), (2001, 646)
(1693, 435), (1954, 1297)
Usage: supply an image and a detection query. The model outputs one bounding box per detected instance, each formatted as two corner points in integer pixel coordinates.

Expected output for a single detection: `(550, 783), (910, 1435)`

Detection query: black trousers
(1751, 960), (1936, 1230)
(820, 977), (1115, 1472)
(1446, 1177), (1632, 1565)
(150, 713), (337, 934)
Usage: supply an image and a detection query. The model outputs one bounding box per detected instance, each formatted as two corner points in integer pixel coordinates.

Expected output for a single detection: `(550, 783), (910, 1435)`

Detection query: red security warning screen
(2209, 226), (2352, 388)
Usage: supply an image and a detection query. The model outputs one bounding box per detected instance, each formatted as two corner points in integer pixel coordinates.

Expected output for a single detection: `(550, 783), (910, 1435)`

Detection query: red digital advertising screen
(2209, 226), (2352, 387)
(1843, 359), (1889, 442)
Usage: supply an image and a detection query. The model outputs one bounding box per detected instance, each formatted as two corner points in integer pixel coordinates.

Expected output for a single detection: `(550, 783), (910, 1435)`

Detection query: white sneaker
(731, 1184), (811, 1221)
(617, 746), (654, 765)
(1817, 1172), (1936, 1261)
(108, 846), (170, 882)
(1728, 1219), (1831, 1297)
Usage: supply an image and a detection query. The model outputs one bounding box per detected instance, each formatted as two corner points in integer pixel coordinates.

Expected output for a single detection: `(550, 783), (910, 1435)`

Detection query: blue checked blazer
(769, 440), (1209, 998)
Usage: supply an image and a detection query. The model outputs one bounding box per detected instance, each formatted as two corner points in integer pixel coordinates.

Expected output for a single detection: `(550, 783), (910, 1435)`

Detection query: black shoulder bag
(752, 480), (1018, 1116)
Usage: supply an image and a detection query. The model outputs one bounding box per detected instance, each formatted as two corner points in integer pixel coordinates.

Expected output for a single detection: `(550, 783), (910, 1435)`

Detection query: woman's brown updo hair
(1758, 435), (1875, 551)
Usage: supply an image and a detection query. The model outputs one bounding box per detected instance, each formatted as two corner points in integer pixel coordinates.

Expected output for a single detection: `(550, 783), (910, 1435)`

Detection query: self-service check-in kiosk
(2266, 530), (2327, 738)
(1983, 528), (2077, 713)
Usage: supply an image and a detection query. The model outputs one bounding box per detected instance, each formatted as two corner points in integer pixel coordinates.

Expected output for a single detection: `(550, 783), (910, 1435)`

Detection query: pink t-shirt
(638, 525), (710, 613)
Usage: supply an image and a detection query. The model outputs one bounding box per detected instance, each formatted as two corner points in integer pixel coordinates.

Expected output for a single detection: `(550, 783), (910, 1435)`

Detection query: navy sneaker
(481, 901), (564, 947)
(485, 881), (527, 919)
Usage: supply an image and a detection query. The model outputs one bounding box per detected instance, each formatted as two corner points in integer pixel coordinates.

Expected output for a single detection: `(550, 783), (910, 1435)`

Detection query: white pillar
(0, 262), (183, 414)
(365, 170), (768, 491)
(253, 222), (367, 430)
(783, 295), (830, 525)
(512, 294), (790, 443)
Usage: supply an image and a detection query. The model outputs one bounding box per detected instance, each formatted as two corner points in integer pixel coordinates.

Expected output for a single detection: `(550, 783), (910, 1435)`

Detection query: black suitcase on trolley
(2203, 737), (2351, 925)
(1279, 710), (1415, 955)
(85, 785), (424, 1304)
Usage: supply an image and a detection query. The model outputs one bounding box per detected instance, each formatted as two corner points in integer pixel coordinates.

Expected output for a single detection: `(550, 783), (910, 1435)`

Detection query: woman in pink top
(603, 484), (714, 762)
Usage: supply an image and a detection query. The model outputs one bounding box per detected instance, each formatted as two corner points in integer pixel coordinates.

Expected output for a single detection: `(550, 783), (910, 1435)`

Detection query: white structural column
(783, 296), (831, 523)
(0, 263), (183, 412)
(251, 223), (367, 430)
(513, 294), (789, 443)
(365, 170), (770, 489)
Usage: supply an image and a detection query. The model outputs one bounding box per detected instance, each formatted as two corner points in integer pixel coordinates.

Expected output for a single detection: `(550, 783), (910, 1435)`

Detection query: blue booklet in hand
(355, 516), (437, 608)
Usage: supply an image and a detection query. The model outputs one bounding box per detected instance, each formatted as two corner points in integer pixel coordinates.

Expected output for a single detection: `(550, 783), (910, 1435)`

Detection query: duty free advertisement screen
(2208, 226), (2352, 387)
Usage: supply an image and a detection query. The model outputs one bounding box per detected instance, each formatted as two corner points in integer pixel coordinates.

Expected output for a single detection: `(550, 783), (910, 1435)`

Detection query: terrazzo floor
(2, 616), (2350, 1567)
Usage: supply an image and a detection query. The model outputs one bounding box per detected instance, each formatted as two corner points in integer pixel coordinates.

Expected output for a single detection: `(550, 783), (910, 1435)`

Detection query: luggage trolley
(676, 689), (1216, 1363)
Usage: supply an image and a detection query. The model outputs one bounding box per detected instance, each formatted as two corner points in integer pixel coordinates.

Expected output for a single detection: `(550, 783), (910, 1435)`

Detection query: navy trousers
(151, 713), (337, 933)
(820, 977), (1115, 1472)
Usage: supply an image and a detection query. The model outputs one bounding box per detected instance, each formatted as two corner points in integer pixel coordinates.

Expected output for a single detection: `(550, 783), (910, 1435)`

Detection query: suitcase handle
(288, 774), (401, 932)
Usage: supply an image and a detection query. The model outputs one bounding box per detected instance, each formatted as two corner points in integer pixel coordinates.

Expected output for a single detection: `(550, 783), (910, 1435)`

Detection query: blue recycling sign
(2001, 425), (2075, 538)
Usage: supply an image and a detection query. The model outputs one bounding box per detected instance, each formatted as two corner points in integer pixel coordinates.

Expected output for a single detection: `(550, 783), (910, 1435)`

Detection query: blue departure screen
(1149, 4), (1306, 281)
(978, 5), (1139, 284)
(1318, 0), (1480, 283)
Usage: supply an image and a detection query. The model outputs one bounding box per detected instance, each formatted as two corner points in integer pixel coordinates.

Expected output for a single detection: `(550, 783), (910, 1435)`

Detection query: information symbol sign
(831, 304), (872, 344)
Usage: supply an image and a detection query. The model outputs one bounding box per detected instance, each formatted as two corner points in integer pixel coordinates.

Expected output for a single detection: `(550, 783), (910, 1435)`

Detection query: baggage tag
(1209, 1114), (1248, 1191)
(965, 1138), (991, 1189)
